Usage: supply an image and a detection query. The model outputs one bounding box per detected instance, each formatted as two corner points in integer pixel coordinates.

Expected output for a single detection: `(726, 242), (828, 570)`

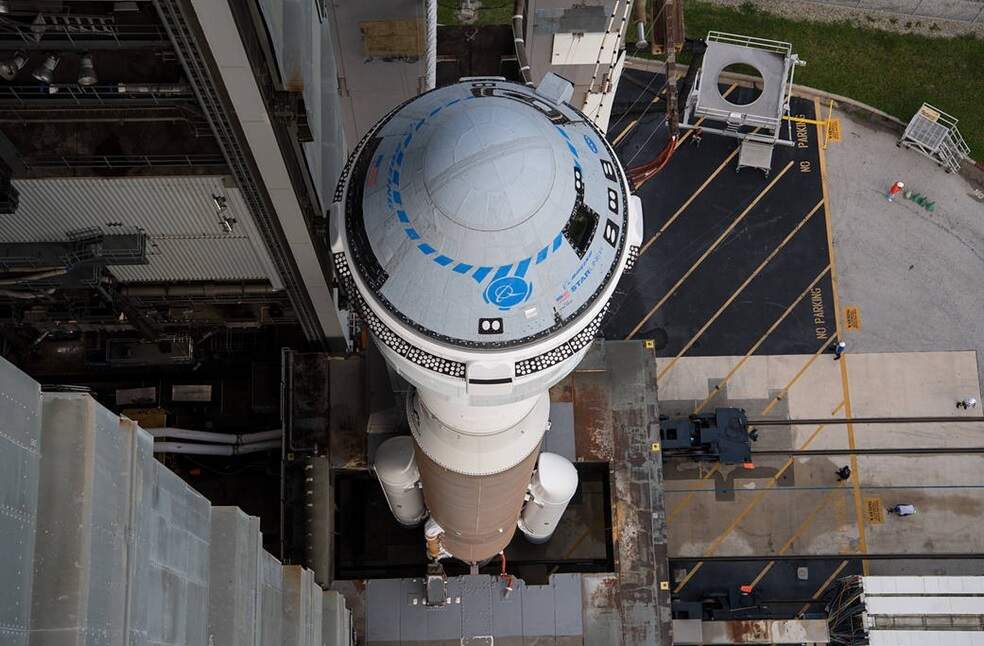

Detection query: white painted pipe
(152, 439), (281, 455)
(424, 0), (437, 90)
(635, 21), (648, 50)
(146, 427), (282, 445)
(374, 436), (427, 527)
(517, 452), (579, 544)
(238, 429), (283, 444)
(147, 427), (235, 443)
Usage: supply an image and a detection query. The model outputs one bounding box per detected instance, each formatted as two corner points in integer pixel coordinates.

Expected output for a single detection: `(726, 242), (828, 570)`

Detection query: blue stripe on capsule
(492, 265), (512, 281)
(452, 263), (473, 274)
(392, 192), (402, 205)
(515, 257), (531, 278)
(552, 233), (564, 251)
(536, 246), (549, 264)
(472, 266), (493, 283)
(566, 142), (579, 158)
(418, 243), (436, 255)
(397, 210), (410, 223)
(434, 255), (453, 266)
(555, 125), (571, 140)
(404, 228), (420, 240)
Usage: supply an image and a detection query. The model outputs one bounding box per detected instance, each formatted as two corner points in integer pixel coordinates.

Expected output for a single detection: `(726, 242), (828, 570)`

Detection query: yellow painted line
(673, 401), (845, 593)
(815, 97), (867, 574)
(628, 161), (795, 340)
(638, 148), (740, 254)
(758, 335), (835, 416)
(747, 486), (845, 591)
(797, 559), (850, 617)
(658, 199), (823, 382)
(688, 264), (830, 410)
(612, 86), (672, 147)
(840, 355), (868, 574)
(747, 561), (776, 590)
(667, 401), (843, 526)
(613, 117), (643, 146)
(673, 561), (704, 594)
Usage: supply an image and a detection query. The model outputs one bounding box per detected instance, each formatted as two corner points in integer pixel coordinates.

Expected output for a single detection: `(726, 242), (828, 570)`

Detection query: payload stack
(331, 74), (642, 564)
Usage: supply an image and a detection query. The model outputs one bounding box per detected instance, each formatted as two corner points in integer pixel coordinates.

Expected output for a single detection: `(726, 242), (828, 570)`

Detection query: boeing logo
(484, 276), (532, 311)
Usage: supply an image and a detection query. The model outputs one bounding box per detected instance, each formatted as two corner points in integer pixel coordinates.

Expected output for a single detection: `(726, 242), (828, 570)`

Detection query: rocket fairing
(330, 74), (642, 564)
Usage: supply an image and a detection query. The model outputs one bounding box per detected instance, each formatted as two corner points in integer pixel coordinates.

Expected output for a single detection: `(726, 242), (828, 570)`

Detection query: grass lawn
(437, 0), (515, 26)
(680, 1), (984, 159)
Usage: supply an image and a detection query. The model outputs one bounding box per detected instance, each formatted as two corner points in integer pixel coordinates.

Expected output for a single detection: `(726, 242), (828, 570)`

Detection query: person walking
(888, 180), (905, 202)
(831, 340), (846, 361)
(836, 465), (852, 481)
(956, 397), (978, 409)
(889, 504), (916, 517)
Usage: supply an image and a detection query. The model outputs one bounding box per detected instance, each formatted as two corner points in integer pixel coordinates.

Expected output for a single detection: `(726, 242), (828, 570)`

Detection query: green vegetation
(681, 1), (984, 158)
(437, 0), (514, 26)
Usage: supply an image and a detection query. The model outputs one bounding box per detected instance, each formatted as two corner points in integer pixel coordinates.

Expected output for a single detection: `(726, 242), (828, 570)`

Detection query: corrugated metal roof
(112, 236), (270, 283)
(5, 176), (283, 286)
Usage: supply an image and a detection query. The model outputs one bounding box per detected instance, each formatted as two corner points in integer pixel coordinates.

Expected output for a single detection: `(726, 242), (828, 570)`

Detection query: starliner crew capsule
(330, 73), (643, 565)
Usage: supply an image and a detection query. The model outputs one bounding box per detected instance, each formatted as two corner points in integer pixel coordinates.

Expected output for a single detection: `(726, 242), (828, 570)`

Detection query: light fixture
(0, 50), (26, 81)
(32, 53), (58, 84)
(77, 52), (97, 86)
(0, 1), (10, 15)
(30, 13), (45, 38)
(219, 214), (236, 234)
(211, 193), (228, 211)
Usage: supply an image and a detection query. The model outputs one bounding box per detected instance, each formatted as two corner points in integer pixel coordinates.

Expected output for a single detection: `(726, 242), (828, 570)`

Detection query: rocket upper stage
(331, 76), (643, 377)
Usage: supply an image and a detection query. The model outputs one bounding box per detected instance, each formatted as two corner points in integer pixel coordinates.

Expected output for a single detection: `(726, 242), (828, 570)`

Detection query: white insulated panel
(145, 460), (212, 644)
(0, 357), (41, 645)
(208, 507), (263, 645)
(865, 596), (984, 616)
(863, 576), (984, 596)
(869, 631), (984, 645)
(323, 591), (352, 646)
(259, 552), (285, 645)
(30, 394), (134, 645)
(283, 565), (323, 646)
(550, 32), (612, 65)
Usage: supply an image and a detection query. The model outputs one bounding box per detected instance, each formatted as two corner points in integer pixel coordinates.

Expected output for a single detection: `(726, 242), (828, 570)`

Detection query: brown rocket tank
(413, 441), (540, 564)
